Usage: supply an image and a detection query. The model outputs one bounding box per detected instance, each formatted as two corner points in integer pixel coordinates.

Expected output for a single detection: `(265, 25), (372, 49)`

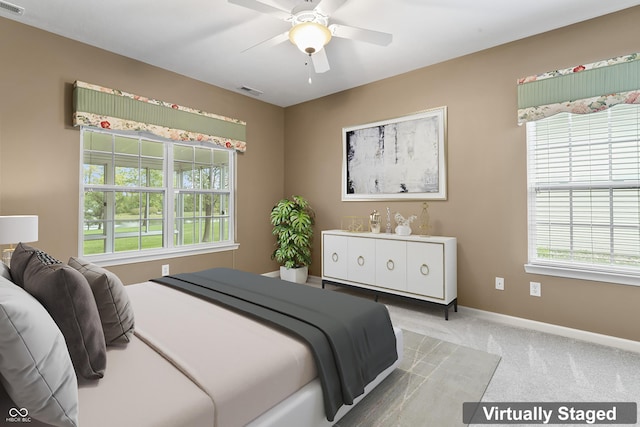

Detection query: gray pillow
(0, 276), (79, 427)
(7, 242), (32, 287)
(68, 257), (135, 345)
(14, 243), (107, 380)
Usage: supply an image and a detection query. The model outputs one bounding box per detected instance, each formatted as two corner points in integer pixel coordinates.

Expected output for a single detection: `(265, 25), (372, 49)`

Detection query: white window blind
(526, 103), (640, 284)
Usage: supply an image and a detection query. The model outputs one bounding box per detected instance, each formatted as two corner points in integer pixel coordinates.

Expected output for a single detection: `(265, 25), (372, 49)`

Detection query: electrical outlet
(530, 281), (541, 297)
(161, 264), (170, 276)
(495, 277), (504, 290)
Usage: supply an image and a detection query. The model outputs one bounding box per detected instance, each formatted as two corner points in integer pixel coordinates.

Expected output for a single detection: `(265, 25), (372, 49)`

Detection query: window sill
(524, 263), (639, 287)
(82, 243), (240, 267)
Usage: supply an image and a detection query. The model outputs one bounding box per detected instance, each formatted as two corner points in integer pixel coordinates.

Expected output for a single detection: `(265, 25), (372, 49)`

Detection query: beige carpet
(334, 329), (501, 427)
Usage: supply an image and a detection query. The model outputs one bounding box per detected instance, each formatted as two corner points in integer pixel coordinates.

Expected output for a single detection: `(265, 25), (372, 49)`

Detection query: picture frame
(342, 106), (447, 201)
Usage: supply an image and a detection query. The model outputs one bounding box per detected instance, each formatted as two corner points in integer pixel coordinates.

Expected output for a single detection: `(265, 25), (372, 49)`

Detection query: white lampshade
(289, 22), (332, 55)
(0, 215), (38, 267)
(0, 215), (39, 245)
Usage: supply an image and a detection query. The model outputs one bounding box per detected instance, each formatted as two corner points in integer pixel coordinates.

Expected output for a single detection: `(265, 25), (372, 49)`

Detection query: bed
(0, 246), (402, 427)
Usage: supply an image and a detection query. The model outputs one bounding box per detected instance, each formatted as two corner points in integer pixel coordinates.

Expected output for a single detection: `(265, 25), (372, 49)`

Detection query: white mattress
(126, 281), (318, 427)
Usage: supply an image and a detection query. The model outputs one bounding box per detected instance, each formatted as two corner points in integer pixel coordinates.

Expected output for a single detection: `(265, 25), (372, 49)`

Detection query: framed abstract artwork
(342, 106), (447, 201)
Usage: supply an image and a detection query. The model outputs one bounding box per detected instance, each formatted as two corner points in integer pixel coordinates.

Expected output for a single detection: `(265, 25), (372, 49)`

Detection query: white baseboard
(459, 306), (640, 354)
(262, 271), (640, 353)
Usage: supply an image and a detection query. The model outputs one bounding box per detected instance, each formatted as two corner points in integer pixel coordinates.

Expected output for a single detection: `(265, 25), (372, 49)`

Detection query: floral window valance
(72, 81), (247, 152)
(517, 53), (640, 124)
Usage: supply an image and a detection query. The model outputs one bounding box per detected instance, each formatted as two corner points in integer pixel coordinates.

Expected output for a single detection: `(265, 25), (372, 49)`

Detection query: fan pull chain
(306, 54), (312, 84)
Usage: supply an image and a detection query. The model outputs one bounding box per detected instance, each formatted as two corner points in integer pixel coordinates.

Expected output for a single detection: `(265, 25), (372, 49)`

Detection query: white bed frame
(249, 327), (403, 427)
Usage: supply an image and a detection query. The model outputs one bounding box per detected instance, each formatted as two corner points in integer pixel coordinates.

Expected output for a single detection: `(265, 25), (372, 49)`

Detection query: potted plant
(270, 195), (315, 283)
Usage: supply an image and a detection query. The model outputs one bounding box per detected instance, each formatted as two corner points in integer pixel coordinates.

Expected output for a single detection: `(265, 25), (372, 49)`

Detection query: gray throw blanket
(152, 267), (397, 421)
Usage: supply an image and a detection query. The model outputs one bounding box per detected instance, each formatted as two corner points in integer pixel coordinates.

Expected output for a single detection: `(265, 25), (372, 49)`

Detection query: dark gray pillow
(8, 242), (34, 287)
(68, 257), (135, 345)
(15, 243), (106, 380)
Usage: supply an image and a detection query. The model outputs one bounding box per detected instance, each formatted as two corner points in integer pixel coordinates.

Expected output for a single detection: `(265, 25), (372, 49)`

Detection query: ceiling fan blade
(241, 30), (290, 53)
(312, 49), (330, 73)
(314, 0), (347, 16)
(228, 0), (292, 20)
(329, 24), (393, 46)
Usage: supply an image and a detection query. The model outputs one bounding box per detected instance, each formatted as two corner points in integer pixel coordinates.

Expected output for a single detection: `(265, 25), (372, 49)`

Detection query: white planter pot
(279, 266), (309, 284)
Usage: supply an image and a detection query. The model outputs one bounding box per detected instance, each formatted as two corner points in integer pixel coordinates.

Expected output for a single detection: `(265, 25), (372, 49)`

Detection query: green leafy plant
(270, 195), (315, 269)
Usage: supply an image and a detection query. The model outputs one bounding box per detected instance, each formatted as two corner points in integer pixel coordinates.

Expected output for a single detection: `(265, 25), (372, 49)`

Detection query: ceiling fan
(228, 0), (393, 74)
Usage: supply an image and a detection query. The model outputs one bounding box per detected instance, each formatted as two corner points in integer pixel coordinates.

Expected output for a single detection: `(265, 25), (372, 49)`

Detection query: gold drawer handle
(332, 252), (339, 262)
(386, 260), (395, 271)
(357, 256), (365, 266)
(420, 264), (430, 276)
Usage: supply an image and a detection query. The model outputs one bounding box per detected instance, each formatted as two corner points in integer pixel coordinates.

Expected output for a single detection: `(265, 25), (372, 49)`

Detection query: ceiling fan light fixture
(289, 21), (332, 55)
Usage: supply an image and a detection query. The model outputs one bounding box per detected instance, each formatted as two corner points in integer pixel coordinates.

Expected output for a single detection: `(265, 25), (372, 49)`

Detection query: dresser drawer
(346, 237), (375, 285)
(375, 239), (407, 291)
(406, 241), (444, 299)
(322, 234), (347, 280)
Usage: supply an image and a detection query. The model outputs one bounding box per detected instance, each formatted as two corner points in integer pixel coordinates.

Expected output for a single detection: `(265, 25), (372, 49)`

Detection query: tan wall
(0, 17), (284, 283)
(284, 7), (640, 341)
(2, 8), (639, 341)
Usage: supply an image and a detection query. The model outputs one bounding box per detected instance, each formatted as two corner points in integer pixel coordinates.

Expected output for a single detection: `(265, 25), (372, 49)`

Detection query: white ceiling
(3, 0), (639, 107)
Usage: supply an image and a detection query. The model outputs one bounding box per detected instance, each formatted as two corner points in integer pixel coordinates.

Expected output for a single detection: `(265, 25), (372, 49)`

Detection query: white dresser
(321, 230), (457, 319)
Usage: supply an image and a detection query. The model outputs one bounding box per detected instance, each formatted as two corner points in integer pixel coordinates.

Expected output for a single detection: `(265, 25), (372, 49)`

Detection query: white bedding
(248, 326), (403, 427)
(126, 281), (318, 427)
(3, 269), (401, 427)
(77, 335), (214, 427)
(70, 279), (402, 427)
(126, 281), (403, 427)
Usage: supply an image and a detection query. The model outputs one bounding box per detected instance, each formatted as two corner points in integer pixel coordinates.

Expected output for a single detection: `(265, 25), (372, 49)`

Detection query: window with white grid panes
(80, 127), (235, 263)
